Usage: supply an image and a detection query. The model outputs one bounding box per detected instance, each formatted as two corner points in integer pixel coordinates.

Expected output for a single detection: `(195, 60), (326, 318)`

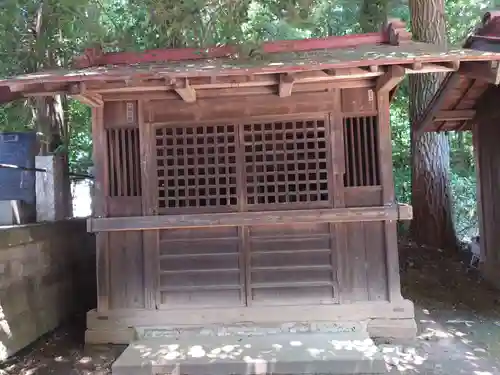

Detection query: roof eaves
(415, 10), (500, 136)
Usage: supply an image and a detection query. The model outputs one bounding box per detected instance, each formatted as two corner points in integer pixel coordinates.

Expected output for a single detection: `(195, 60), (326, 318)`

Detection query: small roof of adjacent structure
(415, 11), (500, 134)
(1, 16), (500, 105)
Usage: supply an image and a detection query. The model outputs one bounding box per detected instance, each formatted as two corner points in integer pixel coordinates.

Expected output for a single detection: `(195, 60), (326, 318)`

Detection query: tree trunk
(359, 0), (388, 33)
(409, 0), (457, 249)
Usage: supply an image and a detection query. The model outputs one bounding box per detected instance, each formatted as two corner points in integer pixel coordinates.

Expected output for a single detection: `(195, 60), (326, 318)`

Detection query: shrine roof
(414, 11), (500, 134)
(1, 16), (500, 103)
(2, 42), (500, 88)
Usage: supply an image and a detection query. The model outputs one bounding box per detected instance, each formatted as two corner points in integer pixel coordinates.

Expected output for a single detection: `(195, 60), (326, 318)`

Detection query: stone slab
(112, 333), (389, 375)
(135, 321), (365, 340)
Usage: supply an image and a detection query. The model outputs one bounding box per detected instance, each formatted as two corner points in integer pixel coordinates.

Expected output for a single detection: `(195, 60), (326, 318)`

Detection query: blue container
(0, 132), (37, 202)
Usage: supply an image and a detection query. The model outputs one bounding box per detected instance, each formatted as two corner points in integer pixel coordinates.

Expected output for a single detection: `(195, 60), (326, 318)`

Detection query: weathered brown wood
(434, 109), (475, 121)
(92, 106), (110, 312)
(472, 123), (485, 262)
(376, 89), (403, 302)
(85, 66), (413, 326)
(109, 230), (145, 308)
(248, 224), (336, 305)
(345, 222), (368, 302)
(460, 60), (500, 84)
(139, 100), (159, 309)
(341, 87), (376, 113)
(375, 65), (405, 93)
(279, 73), (295, 97)
(87, 205), (412, 232)
(343, 115), (380, 187)
(92, 77), (376, 97)
(174, 78), (196, 102)
(472, 114), (500, 288)
(404, 62), (459, 74)
(149, 92), (338, 124)
(376, 91), (395, 204)
(158, 227), (242, 308)
(72, 93), (103, 107)
(344, 186), (383, 207)
(413, 73), (461, 136)
(385, 220), (402, 302)
(95, 233), (109, 312)
(364, 221), (388, 301)
(330, 90), (345, 207)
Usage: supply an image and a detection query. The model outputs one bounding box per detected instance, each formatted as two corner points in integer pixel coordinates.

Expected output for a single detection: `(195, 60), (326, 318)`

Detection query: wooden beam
(100, 79), (375, 101)
(68, 82), (103, 107)
(72, 93), (103, 107)
(279, 73), (295, 97)
(414, 72), (461, 137)
(434, 109), (476, 121)
(460, 60), (500, 84)
(325, 67), (382, 80)
(87, 205), (413, 232)
(174, 78), (196, 102)
(404, 62), (459, 74)
(376, 65), (406, 93)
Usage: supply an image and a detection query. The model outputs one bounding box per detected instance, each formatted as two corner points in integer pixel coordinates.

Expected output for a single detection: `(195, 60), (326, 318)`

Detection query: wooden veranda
(1, 17), (500, 343)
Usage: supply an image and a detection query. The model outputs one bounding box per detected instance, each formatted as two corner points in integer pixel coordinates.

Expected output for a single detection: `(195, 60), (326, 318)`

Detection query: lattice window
(243, 120), (329, 207)
(106, 128), (141, 197)
(155, 125), (238, 212)
(343, 116), (380, 187)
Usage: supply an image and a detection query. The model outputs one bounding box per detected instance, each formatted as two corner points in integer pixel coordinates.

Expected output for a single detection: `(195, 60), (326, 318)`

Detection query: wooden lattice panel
(106, 127), (141, 197)
(243, 119), (330, 208)
(343, 116), (380, 187)
(155, 125), (238, 212)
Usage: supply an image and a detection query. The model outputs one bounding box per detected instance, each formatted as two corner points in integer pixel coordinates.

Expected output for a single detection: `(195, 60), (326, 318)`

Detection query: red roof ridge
(72, 18), (412, 69)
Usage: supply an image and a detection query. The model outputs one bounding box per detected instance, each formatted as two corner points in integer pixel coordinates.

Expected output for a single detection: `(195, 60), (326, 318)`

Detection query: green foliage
(0, 0), (492, 238)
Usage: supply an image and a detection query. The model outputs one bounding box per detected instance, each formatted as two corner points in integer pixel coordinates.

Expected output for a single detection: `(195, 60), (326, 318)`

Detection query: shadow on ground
(1, 241), (500, 374)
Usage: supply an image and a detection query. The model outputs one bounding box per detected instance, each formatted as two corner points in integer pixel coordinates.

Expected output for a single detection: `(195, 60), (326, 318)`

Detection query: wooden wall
(474, 110), (500, 288)
(91, 86), (398, 311)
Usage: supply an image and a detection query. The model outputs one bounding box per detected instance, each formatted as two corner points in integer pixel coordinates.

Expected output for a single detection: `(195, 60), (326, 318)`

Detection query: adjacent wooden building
(1, 17), (500, 343)
(415, 11), (500, 289)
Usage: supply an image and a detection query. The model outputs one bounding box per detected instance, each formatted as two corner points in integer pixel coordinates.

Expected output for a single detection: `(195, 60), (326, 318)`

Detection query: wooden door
(150, 115), (341, 309)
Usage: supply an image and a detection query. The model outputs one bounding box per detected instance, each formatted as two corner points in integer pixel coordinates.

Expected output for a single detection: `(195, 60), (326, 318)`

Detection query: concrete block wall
(0, 220), (95, 359)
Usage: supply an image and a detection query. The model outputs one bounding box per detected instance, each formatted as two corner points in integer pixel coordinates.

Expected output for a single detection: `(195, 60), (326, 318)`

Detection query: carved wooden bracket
(382, 19), (412, 46)
(174, 78), (196, 102)
(69, 82), (103, 107)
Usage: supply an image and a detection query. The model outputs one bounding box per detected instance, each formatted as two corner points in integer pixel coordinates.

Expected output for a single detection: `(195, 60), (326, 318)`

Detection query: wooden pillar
(140, 100), (159, 309)
(474, 114), (500, 288)
(377, 91), (402, 302)
(91, 106), (110, 312)
(472, 123), (485, 263)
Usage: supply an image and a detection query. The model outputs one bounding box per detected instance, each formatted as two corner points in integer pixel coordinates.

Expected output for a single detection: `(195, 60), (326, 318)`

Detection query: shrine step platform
(111, 329), (390, 375)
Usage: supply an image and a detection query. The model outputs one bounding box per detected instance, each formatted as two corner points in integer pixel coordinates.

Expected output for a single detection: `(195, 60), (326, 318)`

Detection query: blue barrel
(0, 132), (37, 202)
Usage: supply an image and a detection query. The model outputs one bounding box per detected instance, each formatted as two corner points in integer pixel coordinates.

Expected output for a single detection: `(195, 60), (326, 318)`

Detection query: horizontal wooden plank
(87, 204), (413, 232)
(434, 109), (475, 121)
(252, 281), (334, 289)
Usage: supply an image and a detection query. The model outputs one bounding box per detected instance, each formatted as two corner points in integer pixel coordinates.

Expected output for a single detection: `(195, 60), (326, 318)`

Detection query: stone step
(112, 333), (389, 375)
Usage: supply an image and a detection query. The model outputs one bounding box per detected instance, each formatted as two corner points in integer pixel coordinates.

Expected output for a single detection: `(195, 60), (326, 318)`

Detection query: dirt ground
(2, 242), (500, 375)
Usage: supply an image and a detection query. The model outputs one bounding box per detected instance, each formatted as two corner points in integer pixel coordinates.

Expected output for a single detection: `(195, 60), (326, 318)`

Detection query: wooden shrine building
(415, 11), (500, 289)
(1, 17), (500, 344)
